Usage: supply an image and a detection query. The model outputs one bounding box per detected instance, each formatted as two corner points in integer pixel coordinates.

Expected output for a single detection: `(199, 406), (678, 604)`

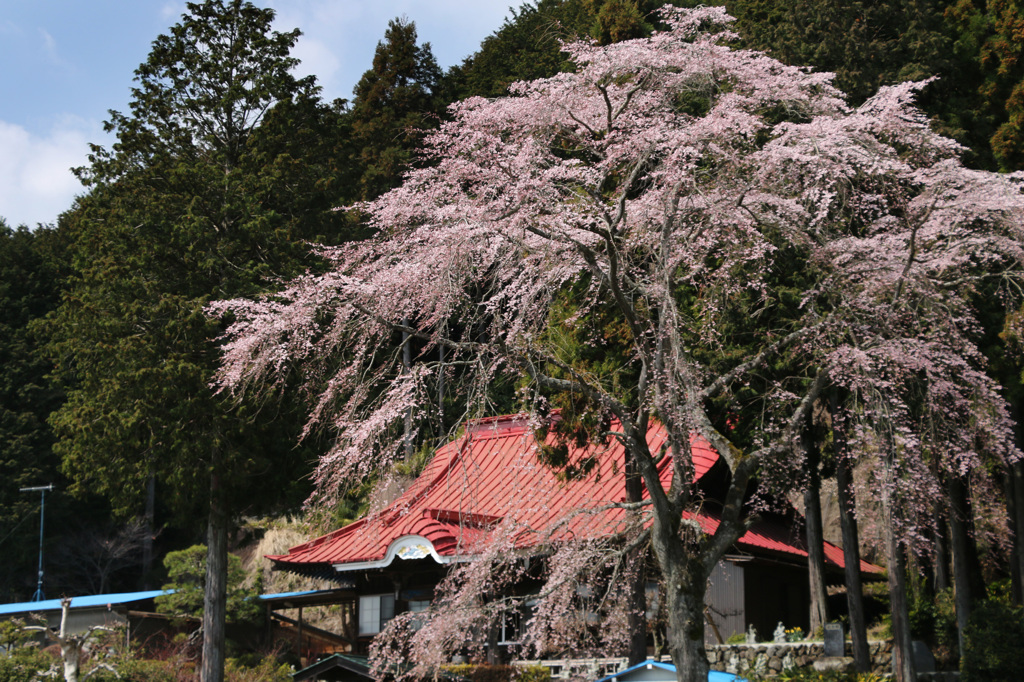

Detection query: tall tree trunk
(933, 504), (951, 593)
(201, 462), (228, 682)
(625, 456), (647, 665)
(881, 443), (915, 682)
(1010, 402), (1024, 605)
(1003, 467), (1021, 604)
(402, 319), (413, 458)
(948, 474), (973, 659)
(143, 474), (155, 590)
(1013, 459), (1024, 605)
(803, 437), (828, 637)
(832, 393), (869, 671)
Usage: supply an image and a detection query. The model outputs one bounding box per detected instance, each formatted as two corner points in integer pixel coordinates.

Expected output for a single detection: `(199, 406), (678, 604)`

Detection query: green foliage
(48, 0), (352, 529)
(0, 620), (32, 657)
(441, 664), (551, 682)
(444, 0), (670, 101)
(224, 655), (291, 682)
(0, 646), (56, 682)
(155, 545), (262, 625)
(89, 656), (194, 682)
(0, 222), (68, 600)
(961, 599), (1024, 681)
(908, 587), (958, 660)
(947, 0), (1024, 170)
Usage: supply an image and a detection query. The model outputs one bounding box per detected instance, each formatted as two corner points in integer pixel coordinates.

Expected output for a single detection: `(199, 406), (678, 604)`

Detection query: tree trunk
(832, 393), (869, 672)
(402, 318), (413, 458)
(201, 464), (228, 682)
(625, 456), (647, 665)
(1013, 459), (1024, 605)
(882, 455), (915, 682)
(1010, 403), (1024, 605)
(663, 563), (710, 682)
(948, 474), (973, 659)
(1003, 466), (1021, 604)
(933, 505), (951, 593)
(803, 438), (828, 637)
(143, 474), (155, 590)
(58, 598), (79, 682)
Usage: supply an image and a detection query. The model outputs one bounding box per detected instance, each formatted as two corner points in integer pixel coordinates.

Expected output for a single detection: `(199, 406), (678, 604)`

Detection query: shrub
(908, 587), (958, 669)
(960, 599), (1024, 682)
(750, 670), (885, 681)
(0, 646), (57, 682)
(441, 664), (551, 682)
(225, 655), (292, 682)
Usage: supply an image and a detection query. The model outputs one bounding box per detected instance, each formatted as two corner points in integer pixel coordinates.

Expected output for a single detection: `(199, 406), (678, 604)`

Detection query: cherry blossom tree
(212, 7), (1024, 681)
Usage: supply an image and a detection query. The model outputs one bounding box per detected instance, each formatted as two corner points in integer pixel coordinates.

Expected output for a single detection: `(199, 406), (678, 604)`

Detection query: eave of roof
(269, 414), (881, 576)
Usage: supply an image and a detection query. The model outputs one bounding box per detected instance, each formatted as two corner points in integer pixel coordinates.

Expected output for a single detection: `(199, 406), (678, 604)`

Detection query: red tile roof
(271, 415), (881, 575)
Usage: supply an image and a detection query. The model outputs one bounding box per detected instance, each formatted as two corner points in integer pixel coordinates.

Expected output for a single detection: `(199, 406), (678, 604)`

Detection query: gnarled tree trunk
(661, 560), (711, 682)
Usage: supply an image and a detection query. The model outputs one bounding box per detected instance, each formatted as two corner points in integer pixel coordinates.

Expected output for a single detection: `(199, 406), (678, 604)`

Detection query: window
(498, 598), (537, 645)
(408, 599), (430, 631)
(359, 594), (395, 635)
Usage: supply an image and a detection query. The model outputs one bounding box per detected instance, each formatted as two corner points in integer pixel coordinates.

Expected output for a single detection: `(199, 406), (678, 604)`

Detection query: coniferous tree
(48, 3), (352, 680)
(0, 221), (67, 602)
(349, 18), (442, 200)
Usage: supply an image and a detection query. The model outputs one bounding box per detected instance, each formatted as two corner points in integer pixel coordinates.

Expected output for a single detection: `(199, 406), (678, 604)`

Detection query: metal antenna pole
(19, 485), (53, 602)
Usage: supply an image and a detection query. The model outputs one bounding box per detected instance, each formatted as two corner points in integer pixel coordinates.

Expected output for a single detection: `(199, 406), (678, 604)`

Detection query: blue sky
(0, 1), (516, 229)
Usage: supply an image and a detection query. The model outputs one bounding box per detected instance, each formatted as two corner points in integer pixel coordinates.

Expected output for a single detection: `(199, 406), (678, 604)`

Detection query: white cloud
(38, 28), (62, 66)
(291, 36), (343, 93)
(160, 2), (186, 21)
(0, 116), (101, 228)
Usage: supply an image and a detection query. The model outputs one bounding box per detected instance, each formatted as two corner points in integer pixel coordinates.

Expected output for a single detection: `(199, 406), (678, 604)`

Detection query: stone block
(812, 657), (854, 672)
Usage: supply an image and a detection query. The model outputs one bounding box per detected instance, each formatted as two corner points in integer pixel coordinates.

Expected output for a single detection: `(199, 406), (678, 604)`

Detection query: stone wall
(705, 640), (895, 677)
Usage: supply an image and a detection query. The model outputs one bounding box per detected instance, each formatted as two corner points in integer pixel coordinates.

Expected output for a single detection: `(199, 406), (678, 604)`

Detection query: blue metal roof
(0, 590), (172, 616)
(594, 660), (745, 682)
(1, 587), (342, 617)
(257, 589), (323, 601)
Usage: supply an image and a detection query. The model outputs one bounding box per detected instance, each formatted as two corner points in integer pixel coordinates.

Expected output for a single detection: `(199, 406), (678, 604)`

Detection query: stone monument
(824, 622), (845, 658)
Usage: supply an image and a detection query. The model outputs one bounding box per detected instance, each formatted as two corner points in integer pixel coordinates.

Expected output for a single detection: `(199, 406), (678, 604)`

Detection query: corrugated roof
(271, 414), (879, 575)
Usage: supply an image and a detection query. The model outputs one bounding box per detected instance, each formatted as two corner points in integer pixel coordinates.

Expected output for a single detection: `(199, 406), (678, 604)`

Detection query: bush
(0, 646), (56, 682)
(441, 664), (551, 682)
(908, 587), (958, 669)
(225, 655), (292, 682)
(86, 656), (196, 682)
(750, 670), (885, 681)
(960, 599), (1024, 682)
